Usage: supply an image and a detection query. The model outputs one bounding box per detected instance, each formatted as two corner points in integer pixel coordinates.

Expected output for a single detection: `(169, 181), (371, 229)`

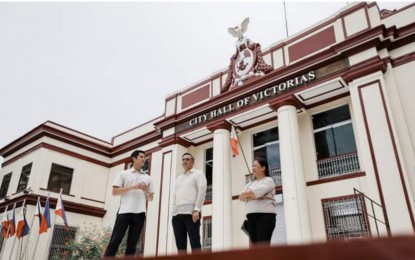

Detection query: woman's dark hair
(254, 157), (270, 176)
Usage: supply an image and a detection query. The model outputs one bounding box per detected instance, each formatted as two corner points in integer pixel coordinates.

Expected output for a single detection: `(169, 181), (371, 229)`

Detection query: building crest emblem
(221, 18), (273, 93)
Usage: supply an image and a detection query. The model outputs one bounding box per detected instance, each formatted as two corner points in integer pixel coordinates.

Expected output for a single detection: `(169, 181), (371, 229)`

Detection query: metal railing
(317, 152), (360, 178)
(353, 188), (388, 237)
(322, 195), (370, 241)
(203, 237), (212, 249)
(205, 185), (212, 202)
(48, 225), (77, 260)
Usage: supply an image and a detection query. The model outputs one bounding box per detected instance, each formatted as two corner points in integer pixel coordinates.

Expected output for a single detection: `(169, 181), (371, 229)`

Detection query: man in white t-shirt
(104, 150), (154, 257)
(172, 153), (207, 253)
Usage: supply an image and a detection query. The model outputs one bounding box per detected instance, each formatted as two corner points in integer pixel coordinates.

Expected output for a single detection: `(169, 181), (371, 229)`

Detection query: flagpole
(22, 197), (39, 260)
(43, 191), (60, 260)
(232, 123), (251, 175)
(14, 199), (26, 260)
(0, 205), (9, 260)
(32, 194), (49, 260)
(8, 202), (19, 260)
(283, 1), (289, 38)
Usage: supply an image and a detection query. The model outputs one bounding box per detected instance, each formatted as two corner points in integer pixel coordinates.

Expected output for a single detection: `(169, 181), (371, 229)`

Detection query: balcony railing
(203, 237), (212, 249)
(205, 185), (212, 202)
(317, 152), (360, 179)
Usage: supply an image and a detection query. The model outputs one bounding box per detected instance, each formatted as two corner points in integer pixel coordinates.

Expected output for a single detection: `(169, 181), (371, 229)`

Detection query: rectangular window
(252, 127), (281, 185)
(48, 224), (77, 259)
(313, 105), (360, 178)
(47, 164), (73, 194)
(322, 195), (370, 241)
(204, 148), (213, 202)
(202, 216), (212, 251)
(17, 163), (33, 193)
(0, 172), (12, 199)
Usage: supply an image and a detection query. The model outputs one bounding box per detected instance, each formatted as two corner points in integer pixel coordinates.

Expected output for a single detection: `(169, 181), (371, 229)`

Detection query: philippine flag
(55, 193), (68, 228)
(231, 124), (239, 157)
(34, 197), (43, 226)
(39, 197), (51, 234)
(16, 207), (30, 239)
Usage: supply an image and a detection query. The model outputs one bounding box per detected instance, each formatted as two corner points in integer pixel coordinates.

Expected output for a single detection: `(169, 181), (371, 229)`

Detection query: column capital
(207, 120), (231, 132)
(269, 98), (303, 112)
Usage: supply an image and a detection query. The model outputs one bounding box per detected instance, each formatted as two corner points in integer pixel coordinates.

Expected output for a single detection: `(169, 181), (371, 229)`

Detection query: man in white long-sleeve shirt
(172, 153), (207, 253)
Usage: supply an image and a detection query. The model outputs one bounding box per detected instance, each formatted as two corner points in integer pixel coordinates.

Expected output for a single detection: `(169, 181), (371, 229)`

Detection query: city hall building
(1, 2), (415, 259)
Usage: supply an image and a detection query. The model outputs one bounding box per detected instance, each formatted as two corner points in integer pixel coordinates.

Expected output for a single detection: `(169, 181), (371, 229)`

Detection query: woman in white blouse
(239, 157), (277, 245)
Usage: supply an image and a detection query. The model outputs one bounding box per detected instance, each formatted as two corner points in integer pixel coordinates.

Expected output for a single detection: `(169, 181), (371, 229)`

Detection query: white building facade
(1, 2), (415, 259)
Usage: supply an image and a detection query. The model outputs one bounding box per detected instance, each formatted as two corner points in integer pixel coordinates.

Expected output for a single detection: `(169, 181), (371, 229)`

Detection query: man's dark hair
(131, 150), (145, 163)
(182, 152), (195, 162)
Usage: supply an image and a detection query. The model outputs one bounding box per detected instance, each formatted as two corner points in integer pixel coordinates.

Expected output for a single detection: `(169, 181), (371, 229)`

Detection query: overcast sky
(0, 1), (410, 162)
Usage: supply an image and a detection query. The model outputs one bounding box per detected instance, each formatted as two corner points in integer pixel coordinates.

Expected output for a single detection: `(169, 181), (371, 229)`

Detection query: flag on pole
(39, 196), (51, 234)
(8, 204), (16, 237)
(231, 124), (239, 157)
(16, 207), (30, 239)
(34, 197), (43, 226)
(1, 206), (9, 238)
(55, 193), (68, 228)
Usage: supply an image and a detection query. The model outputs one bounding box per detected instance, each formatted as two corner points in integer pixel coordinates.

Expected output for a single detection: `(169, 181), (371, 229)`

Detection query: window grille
(322, 195), (370, 241)
(202, 217), (212, 251)
(48, 224), (77, 260)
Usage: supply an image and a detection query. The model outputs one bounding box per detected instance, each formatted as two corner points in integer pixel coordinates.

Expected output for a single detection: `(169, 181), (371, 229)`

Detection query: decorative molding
(207, 120), (231, 132)
(0, 194), (106, 218)
(306, 172), (366, 186)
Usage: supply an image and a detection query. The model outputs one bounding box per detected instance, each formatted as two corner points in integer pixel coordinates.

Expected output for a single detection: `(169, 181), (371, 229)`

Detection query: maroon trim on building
(303, 92), (350, 110)
(340, 4), (371, 41)
(172, 76), (214, 101)
(80, 197), (105, 204)
(0, 124), (112, 158)
(111, 130), (162, 157)
(288, 26), (336, 62)
(343, 56), (387, 83)
(181, 84), (210, 110)
(46, 120), (111, 144)
(358, 80), (415, 235)
(391, 51), (415, 67)
(296, 83), (346, 103)
(155, 23), (400, 133)
(0, 193), (106, 218)
(207, 120), (231, 132)
(156, 151), (173, 256)
(270, 99), (304, 111)
(306, 172), (366, 186)
(368, 81), (415, 231)
(380, 2), (415, 19)
(159, 135), (192, 148)
(111, 116), (163, 142)
(2, 143), (111, 168)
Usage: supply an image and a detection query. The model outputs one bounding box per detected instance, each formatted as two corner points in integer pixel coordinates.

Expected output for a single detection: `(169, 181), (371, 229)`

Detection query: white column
(277, 104), (312, 244)
(211, 127), (233, 251)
